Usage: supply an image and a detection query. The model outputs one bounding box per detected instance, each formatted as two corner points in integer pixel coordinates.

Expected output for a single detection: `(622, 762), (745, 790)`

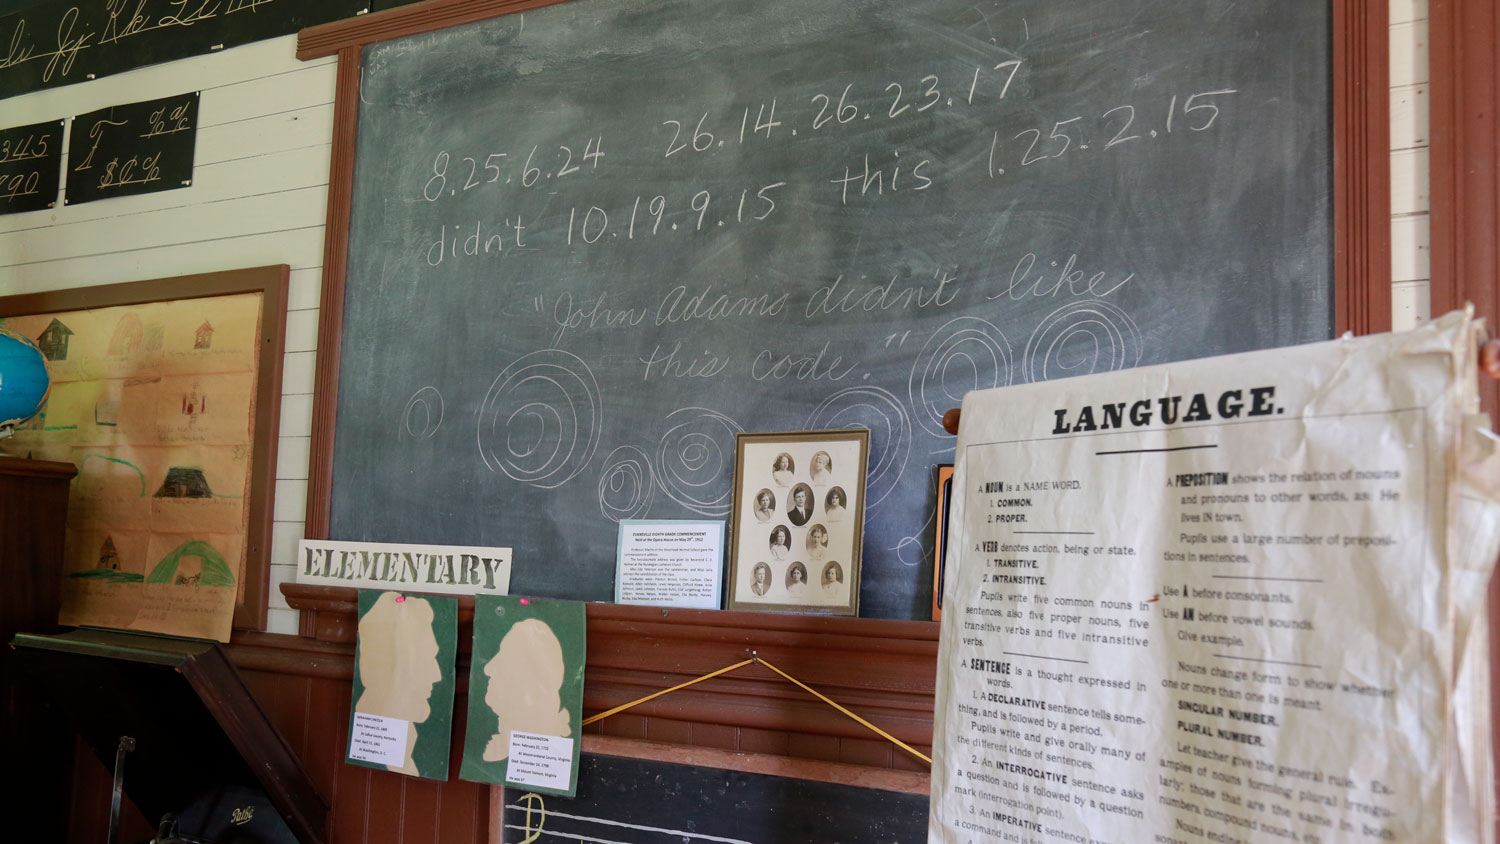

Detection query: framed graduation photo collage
(727, 430), (868, 616)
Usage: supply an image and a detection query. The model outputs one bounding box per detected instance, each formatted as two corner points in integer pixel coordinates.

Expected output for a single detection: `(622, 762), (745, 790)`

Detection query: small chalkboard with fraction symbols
(0, 120), (64, 214)
(65, 92), (199, 206)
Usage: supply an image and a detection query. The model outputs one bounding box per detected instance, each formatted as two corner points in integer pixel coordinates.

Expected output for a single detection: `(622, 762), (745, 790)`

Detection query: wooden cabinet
(0, 456), (76, 841)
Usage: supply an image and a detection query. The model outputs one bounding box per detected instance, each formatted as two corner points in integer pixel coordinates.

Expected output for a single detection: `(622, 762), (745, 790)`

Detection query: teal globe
(0, 328), (50, 433)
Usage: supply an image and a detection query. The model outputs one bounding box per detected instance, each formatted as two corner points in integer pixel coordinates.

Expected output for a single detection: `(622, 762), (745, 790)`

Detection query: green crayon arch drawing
(77, 454), (148, 497)
(146, 541), (236, 587)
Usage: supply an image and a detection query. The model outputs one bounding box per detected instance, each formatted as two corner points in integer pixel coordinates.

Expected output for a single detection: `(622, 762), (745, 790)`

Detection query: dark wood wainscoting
(284, 586), (938, 781)
(68, 591), (936, 842)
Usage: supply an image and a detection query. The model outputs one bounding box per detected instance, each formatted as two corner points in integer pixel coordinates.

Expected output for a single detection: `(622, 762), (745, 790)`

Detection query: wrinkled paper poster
(931, 310), (1500, 844)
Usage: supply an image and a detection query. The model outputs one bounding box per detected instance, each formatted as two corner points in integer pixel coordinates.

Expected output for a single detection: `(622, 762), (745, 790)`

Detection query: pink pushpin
(519, 598), (530, 605)
(394, 595), (406, 603)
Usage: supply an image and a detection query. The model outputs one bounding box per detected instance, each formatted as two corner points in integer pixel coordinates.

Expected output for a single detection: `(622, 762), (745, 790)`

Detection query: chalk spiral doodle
(400, 386), (445, 439)
(1024, 300), (1142, 383)
(655, 407), (742, 516)
(476, 350), (602, 488)
(909, 317), (1013, 437)
(597, 446), (655, 522)
(805, 386), (911, 508)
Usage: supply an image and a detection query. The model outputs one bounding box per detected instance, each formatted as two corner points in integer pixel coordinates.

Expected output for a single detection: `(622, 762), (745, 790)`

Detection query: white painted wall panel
(0, 34), (331, 635)
(1391, 84), (1429, 151)
(1391, 214), (1431, 283)
(1389, 1), (1429, 333)
(1391, 147), (1429, 217)
(1393, 280), (1431, 325)
(1390, 20), (1429, 87)
(1390, 0), (1428, 26)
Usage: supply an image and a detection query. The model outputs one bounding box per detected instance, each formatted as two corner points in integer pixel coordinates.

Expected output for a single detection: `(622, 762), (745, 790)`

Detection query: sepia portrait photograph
(726, 429), (868, 615)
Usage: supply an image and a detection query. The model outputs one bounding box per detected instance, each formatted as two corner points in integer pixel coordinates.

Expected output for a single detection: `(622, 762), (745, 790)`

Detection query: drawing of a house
(154, 466), (213, 498)
(35, 318), (73, 361)
(181, 384), (207, 417)
(98, 536), (121, 570)
(195, 320), (213, 349)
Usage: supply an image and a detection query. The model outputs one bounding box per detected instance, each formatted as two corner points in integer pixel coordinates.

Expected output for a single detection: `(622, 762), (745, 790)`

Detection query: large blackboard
(330, 0), (1333, 619)
(500, 754), (928, 843)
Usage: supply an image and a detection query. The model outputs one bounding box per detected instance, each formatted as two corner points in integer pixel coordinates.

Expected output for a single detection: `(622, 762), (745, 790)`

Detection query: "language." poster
(931, 310), (1500, 843)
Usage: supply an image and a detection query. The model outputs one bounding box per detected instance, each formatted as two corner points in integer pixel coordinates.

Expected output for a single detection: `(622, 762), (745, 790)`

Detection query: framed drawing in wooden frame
(726, 429), (868, 616)
(0, 266), (287, 638)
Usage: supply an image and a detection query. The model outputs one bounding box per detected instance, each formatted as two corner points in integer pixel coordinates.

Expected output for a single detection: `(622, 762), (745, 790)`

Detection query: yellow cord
(581, 658), (756, 726)
(580, 655), (931, 766)
(754, 657), (932, 765)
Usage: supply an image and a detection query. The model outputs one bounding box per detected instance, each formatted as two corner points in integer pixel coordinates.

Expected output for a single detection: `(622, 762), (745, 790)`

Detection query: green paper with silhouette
(460, 595), (585, 796)
(346, 590), (457, 780)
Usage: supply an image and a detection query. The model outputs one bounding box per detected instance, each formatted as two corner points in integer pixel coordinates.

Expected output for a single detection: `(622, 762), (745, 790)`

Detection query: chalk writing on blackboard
(330, 0), (1333, 619)
(66, 91), (198, 205)
(0, 0), (366, 98)
(0, 119), (64, 213)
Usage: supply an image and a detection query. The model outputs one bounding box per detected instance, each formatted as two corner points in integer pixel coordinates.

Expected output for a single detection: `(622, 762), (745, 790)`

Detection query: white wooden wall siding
(0, 36), (334, 635)
(1391, 0), (1430, 330)
(0, 1), (1431, 632)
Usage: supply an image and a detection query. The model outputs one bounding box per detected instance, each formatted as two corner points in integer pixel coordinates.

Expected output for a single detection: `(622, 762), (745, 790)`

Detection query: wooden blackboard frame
(0, 265), (289, 632)
(289, 0), (1392, 771)
(296, 0), (1389, 546)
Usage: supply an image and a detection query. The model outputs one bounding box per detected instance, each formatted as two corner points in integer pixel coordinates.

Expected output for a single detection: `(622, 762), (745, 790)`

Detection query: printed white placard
(348, 712), (409, 767)
(615, 520), (724, 609)
(297, 538), (512, 596)
(504, 731), (575, 790)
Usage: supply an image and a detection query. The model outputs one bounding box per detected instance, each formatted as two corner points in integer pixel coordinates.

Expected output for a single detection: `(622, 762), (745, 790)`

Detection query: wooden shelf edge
(0, 456), (78, 480)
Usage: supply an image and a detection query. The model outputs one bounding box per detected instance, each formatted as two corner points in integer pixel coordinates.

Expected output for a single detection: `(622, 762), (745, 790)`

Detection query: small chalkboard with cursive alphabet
(0, 0), (367, 99)
(0, 119), (64, 214)
(328, 0), (1334, 620)
(65, 92), (198, 206)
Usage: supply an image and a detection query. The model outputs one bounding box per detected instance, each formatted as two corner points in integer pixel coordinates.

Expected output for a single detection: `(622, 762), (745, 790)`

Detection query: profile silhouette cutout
(483, 617), (572, 761)
(356, 592), (442, 774)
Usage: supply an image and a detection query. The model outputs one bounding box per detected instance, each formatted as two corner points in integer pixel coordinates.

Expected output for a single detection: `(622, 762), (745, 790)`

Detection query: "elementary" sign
(295, 539), (512, 596)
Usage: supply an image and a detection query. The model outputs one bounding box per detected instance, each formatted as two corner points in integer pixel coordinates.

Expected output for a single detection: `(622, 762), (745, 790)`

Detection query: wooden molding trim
(1332, 0), (1391, 336)
(304, 49), (363, 541)
(1429, 2), (1500, 834)
(299, 0), (570, 59)
(1429, 0), (1499, 415)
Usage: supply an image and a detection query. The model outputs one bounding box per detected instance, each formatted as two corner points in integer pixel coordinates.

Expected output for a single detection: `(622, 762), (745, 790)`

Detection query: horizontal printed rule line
(1013, 531), (1095, 535)
(1214, 654), (1321, 670)
(1094, 444), (1219, 456)
(1211, 576), (1325, 583)
(1003, 651), (1088, 665)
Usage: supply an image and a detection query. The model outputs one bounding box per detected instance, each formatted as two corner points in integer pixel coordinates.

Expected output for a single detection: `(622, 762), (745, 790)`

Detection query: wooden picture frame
(726, 429), (868, 616)
(0, 266), (287, 633)
(932, 464), (954, 622)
